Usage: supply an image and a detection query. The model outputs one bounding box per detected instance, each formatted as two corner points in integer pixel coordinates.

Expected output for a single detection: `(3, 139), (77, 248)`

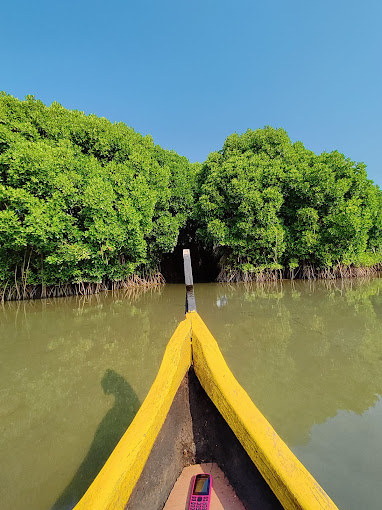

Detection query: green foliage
(0, 93), (195, 286)
(196, 126), (382, 274)
(1, 93), (381, 289)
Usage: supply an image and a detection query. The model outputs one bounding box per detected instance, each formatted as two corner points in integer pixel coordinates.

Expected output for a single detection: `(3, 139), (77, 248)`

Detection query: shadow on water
(51, 369), (140, 510)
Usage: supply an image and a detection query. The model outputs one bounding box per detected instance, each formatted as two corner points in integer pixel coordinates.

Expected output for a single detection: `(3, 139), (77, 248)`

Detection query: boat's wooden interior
(126, 368), (282, 510)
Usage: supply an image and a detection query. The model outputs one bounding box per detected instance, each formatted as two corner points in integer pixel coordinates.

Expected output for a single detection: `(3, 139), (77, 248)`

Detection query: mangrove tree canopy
(1, 93), (381, 293)
(0, 93), (195, 288)
(195, 127), (382, 278)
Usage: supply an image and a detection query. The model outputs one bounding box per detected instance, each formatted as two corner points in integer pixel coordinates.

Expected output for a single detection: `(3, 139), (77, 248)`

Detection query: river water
(1, 280), (381, 510)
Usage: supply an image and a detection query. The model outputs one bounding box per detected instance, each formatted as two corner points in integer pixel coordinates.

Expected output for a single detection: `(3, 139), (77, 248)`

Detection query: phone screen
(193, 475), (210, 496)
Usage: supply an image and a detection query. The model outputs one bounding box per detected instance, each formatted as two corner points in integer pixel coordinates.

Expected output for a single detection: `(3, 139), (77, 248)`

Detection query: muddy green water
(1, 280), (382, 510)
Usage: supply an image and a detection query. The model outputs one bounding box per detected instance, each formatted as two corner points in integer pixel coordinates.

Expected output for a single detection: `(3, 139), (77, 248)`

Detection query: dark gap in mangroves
(160, 235), (220, 283)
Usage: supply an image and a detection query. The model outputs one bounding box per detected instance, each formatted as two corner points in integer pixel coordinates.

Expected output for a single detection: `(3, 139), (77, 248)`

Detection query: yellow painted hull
(73, 312), (339, 510)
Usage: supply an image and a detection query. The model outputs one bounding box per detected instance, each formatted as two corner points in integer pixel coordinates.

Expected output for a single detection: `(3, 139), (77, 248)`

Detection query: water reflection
(0, 286), (184, 510)
(293, 397), (382, 510)
(1, 280), (382, 510)
(199, 279), (382, 440)
(196, 278), (382, 509)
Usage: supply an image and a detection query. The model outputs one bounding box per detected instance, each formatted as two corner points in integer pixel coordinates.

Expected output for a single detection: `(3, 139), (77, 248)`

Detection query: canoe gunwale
(190, 312), (339, 510)
(73, 317), (192, 510)
(73, 312), (339, 510)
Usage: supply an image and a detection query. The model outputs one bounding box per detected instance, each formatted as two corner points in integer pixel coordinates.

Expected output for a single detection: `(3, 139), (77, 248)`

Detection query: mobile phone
(188, 473), (212, 510)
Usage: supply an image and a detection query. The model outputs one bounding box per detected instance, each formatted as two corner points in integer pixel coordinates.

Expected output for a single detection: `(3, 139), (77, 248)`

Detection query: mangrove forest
(1, 92), (381, 299)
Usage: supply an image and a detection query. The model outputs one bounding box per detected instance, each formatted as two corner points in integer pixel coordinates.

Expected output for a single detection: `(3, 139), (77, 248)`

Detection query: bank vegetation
(1, 93), (381, 299)
(196, 127), (382, 282)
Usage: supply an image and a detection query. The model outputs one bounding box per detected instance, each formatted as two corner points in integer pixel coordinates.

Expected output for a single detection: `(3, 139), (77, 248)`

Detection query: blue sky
(1, 0), (381, 187)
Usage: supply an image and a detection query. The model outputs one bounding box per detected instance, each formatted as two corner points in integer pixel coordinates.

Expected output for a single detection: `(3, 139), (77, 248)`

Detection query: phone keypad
(190, 495), (209, 510)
